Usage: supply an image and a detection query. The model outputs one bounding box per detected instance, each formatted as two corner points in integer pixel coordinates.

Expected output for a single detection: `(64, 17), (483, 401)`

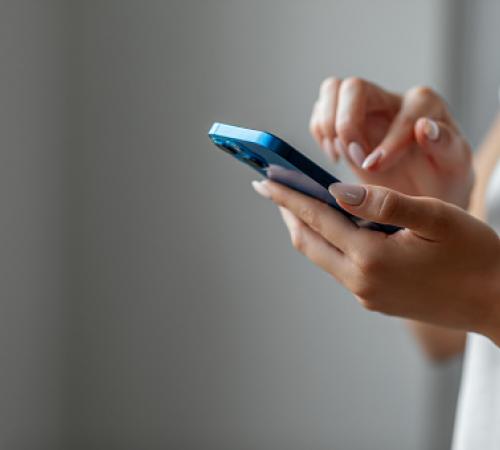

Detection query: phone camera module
(242, 154), (268, 170)
(223, 145), (238, 155)
(212, 138), (240, 156)
(221, 141), (241, 156)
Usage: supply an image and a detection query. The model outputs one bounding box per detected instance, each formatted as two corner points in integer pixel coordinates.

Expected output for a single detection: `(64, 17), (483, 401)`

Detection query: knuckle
(377, 191), (399, 223)
(353, 249), (384, 276)
(342, 76), (365, 91)
(267, 189), (280, 205)
(290, 225), (307, 253)
(405, 86), (447, 117)
(342, 256), (379, 302)
(359, 298), (380, 312)
(320, 76), (341, 94)
(309, 117), (320, 137)
(298, 204), (319, 229)
(352, 279), (377, 301)
(406, 85), (436, 100)
(270, 190), (288, 208)
(319, 119), (335, 139)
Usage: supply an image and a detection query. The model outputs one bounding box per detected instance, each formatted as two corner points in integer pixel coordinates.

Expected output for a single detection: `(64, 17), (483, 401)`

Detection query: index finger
(336, 78), (400, 150)
(258, 180), (365, 254)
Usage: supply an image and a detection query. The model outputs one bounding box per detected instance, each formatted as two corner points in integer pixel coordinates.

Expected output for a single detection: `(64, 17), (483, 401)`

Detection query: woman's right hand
(253, 179), (500, 347)
(309, 77), (474, 208)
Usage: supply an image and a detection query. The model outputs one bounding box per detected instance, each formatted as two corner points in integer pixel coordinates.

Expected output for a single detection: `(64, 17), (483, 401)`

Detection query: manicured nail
(423, 118), (439, 141)
(361, 148), (384, 170)
(252, 180), (271, 199)
(348, 142), (365, 167)
(322, 138), (338, 162)
(328, 183), (366, 206)
(334, 137), (346, 155)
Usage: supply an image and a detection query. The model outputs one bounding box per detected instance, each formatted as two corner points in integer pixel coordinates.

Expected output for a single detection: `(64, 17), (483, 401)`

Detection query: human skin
(308, 77), (477, 359)
(255, 77), (500, 354)
(251, 178), (500, 346)
(308, 77), (474, 207)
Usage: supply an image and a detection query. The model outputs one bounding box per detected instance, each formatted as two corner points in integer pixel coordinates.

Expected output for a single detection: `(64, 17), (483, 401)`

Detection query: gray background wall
(0, 1), (67, 449)
(2, 1), (499, 449)
(454, 0), (500, 146)
(68, 1), (460, 449)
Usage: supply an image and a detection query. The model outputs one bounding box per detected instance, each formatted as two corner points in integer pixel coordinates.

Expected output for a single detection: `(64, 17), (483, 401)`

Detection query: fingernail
(424, 118), (439, 141)
(361, 148), (384, 170)
(328, 183), (366, 206)
(251, 180), (271, 199)
(334, 137), (346, 155)
(348, 142), (365, 167)
(322, 138), (338, 162)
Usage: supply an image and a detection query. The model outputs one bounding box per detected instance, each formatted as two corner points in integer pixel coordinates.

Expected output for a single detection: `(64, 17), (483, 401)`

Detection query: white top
(451, 162), (500, 449)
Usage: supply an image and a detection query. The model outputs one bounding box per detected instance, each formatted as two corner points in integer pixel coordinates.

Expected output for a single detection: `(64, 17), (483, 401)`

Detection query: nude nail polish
(328, 183), (366, 206)
(251, 180), (271, 199)
(424, 118), (440, 141)
(348, 142), (365, 167)
(361, 148), (384, 170)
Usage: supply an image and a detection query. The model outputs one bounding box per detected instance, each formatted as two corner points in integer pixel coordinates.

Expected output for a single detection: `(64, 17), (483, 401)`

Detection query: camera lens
(220, 143), (239, 156)
(242, 154), (267, 170)
(213, 138), (240, 156)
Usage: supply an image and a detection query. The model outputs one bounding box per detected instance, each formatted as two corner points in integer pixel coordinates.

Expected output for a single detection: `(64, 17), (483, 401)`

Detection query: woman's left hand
(252, 179), (500, 345)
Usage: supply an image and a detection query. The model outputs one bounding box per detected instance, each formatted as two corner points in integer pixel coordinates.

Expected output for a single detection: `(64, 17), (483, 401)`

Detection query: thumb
(329, 183), (452, 240)
(414, 117), (471, 171)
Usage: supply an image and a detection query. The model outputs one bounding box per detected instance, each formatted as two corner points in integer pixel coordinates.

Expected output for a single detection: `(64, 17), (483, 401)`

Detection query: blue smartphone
(208, 122), (399, 234)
